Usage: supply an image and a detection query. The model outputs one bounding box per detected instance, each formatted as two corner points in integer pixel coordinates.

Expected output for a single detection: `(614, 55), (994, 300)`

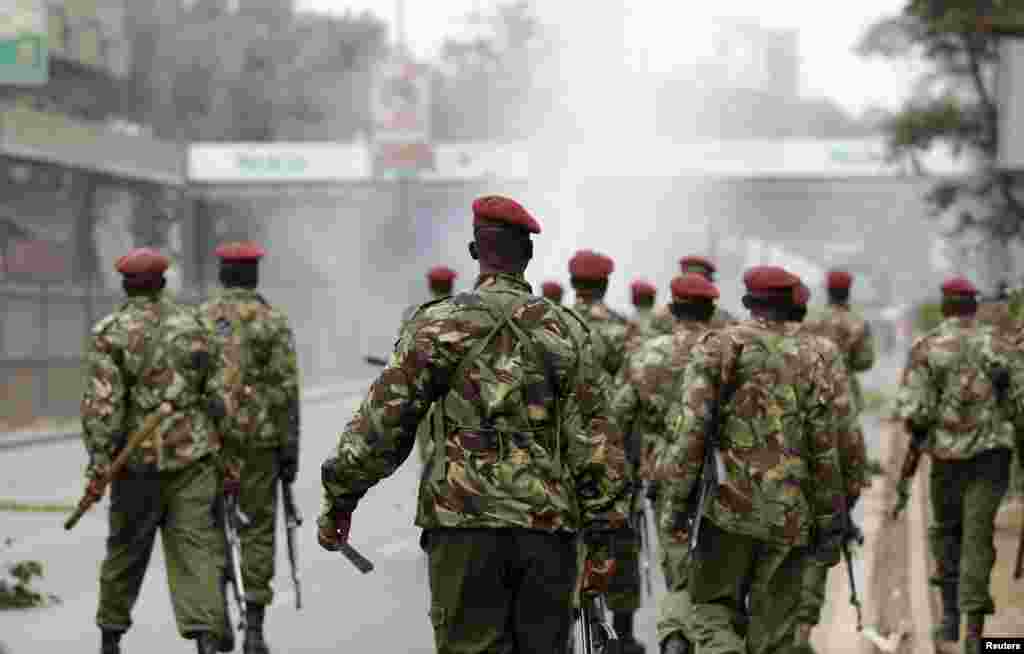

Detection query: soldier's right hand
(581, 557), (617, 595)
(317, 511), (351, 552)
(84, 478), (105, 503)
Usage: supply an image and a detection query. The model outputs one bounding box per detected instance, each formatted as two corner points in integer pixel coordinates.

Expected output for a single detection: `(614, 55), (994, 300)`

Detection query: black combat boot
(935, 583), (959, 642)
(613, 612), (645, 654)
(964, 613), (985, 654)
(243, 602), (270, 654)
(100, 629), (123, 654)
(661, 633), (690, 654)
(195, 632), (219, 654)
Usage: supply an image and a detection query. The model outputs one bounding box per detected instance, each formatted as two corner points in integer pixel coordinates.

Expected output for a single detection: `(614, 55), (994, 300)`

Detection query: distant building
(0, 1), (191, 424)
(706, 18), (800, 99)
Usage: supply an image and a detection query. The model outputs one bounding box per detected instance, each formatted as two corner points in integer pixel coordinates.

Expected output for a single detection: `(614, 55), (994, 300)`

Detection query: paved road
(0, 355), (902, 653)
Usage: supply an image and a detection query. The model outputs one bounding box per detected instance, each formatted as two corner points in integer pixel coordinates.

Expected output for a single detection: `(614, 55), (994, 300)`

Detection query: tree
(857, 0), (1024, 288)
(431, 1), (556, 141)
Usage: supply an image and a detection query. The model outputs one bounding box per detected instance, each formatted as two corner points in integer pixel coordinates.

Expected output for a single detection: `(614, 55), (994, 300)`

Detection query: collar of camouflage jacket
(121, 293), (169, 310)
(940, 315), (977, 329)
(474, 272), (532, 294)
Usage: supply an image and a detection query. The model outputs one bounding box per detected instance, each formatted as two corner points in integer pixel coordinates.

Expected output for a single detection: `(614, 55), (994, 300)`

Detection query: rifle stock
(364, 355), (388, 367)
(64, 407), (169, 531)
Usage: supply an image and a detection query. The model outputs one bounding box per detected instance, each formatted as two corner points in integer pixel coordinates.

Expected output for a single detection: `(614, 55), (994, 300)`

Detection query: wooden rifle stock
(64, 407), (169, 531)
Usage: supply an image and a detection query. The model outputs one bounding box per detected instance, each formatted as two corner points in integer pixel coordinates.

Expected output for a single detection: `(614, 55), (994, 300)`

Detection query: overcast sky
(297, 0), (924, 115)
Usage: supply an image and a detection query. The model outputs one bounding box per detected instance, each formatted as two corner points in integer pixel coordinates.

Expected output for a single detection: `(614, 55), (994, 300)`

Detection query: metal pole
(396, 0), (407, 56)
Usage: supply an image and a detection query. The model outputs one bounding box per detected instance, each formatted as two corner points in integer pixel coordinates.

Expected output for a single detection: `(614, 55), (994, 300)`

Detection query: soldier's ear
(468, 241), (479, 260)
(741, 294), (754, 310)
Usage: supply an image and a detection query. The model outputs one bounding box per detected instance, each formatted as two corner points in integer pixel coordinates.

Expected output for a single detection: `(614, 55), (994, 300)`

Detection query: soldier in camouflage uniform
(197, 242), (300, 654)
(789, 282), (870, 654)
(650, 256), (735, 337)
(610, 273), (722, 654)
(623, 279), (660, 352)
(542, 280), (564, 304)
(653, 266), (852, 654)
(317, 196), (628, 654)
(568, 249), (644, 653)
(976, 280), (1016, 339)
(401, 266), (459, 466)
(81, 248), (240, 654)
(894, 276), (1024, 654)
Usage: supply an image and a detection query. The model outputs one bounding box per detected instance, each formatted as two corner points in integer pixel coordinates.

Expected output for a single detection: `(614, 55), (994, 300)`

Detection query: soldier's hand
(317, 511), (351, 552)
(581, 558), (617, 595)
(84, 478), (105, 503)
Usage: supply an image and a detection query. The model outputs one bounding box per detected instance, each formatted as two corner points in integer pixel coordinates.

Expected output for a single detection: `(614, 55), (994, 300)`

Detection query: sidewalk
(0, 375), (375, 451)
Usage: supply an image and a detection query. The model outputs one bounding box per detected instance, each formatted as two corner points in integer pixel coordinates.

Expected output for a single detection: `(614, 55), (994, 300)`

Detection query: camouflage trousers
(424, 527), (578, 653)
(96, 456), (226, 639)
(605, 526), (642, 612)
(928, 448), (1012, 615)
(239, 447), (280, 607)
(688, 520), (806, 654)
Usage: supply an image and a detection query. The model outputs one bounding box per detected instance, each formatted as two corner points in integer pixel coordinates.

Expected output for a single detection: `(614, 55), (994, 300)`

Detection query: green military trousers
(239, 447), (280, 607)
(653, 495), (693, 646)
(605, 526), (642, 612)
(688, 521), (806, 654)
(96, 456), (225, 639)
(928, 448), (1012, 615)
(424, 527), (578, 654)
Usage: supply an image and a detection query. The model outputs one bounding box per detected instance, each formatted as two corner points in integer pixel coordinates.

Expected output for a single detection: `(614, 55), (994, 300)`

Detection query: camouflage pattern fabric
(654, 318), (851, 546)
(623, 308), (660, 352)
(649, 304), (735, 337)
(198, 288), (300, 451)
(320, 272), (628, 537)
(976, 299), (1017, 340)
(400, 293), (451, 465)
(802, 304), (875, 415)
(81, 294), (240, 479)
(896, 316), (1024, 461)
(571, 299), (631, 378)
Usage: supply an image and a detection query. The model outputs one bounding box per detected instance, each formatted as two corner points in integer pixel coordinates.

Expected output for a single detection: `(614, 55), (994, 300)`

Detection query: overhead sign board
(188, 143), (371, 183)
(371, 55), (433, 177)
(0, 0), (47, 86)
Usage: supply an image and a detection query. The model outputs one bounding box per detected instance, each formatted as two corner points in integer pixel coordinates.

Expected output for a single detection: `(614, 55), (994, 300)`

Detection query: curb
(0, 376), (375, 452)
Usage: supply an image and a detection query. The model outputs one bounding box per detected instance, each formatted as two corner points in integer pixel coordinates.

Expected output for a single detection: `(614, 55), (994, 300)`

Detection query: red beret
(630, 280), (656, 304)
(743, 266), (799, 297)
(472, 195), (541, 234)
(427, 266), (457, 284)
(826, 270), (853, 290)
(671, 273), (720, 301)
(541, 281), (563, 299)
(569, 250), (615, 280)
(941, 276), (978, 297)
(115, 248), (170, 275)
(793, 282), (811, 306)
(679, 255), (716, 274)
(215, 241), (266, 262)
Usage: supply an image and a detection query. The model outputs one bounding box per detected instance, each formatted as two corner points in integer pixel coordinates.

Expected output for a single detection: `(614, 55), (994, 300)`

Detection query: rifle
(573, 594), (619, 654)
(632, 483), (653, 598)
(280, 480), (303, 609)
(891, 425), (928, 520)
(688, 347), (743, 560)
(364, 355), (388, 367)
(840, 510), (865, 630)
(65, 406), (171, 531)
(337, 541), (375, 574)
(222, 493), (250, 639)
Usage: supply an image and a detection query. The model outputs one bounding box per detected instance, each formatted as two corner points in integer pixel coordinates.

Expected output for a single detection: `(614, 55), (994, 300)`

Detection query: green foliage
(0, 538), (59, 610)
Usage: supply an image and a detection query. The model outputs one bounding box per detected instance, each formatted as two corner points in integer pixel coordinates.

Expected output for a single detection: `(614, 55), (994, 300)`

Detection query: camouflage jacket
(401, 292), (451, 331)
(622, 309), (661, 352)
(572, 299), (631, 378)
(976, 299), (1017, 340)
(649, 304), (735, 337)
(321, 273), (629, 535)
(786, 323), (869, 500)
(896, 317), (1024, 461)
(654, 318), (850, 546)
(198, 288), (300, 451)
(81, 294), (239, 479)
(802, 304), (875, 414)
